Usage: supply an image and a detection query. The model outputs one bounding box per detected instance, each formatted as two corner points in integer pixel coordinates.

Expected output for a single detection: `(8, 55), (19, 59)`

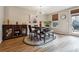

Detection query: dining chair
(42, 28), (55, 42)
(34, 28), (46, 43)
(28, 25), (34, 40)
(28, 25), (38, 41)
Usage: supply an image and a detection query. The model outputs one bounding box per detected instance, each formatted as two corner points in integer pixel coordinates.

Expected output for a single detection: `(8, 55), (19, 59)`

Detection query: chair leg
(39, 34), (41, 41)
(48, 34), (50, 37)
(34, 33), (38, 41)
(44, 34), (46, 43)
(52, 32), (56, 40)
(29, 33), (33, 41)
(30, 35), (33, 41)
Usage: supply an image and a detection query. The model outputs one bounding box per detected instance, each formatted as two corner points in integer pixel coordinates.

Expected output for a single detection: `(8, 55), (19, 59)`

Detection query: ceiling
(19, 6), (73, 14)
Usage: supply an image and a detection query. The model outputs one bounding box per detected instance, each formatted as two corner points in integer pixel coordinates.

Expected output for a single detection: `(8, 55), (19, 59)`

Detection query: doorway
(72, 14), (79, 34)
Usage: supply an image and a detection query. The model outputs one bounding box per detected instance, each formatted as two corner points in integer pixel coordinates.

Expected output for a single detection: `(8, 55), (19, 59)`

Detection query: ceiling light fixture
(39, 6), (42, 15)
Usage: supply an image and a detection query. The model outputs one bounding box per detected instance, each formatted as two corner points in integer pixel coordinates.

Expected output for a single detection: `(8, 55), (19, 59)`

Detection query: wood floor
(0, 37), (40, 52)
(0, 34), (79, 52)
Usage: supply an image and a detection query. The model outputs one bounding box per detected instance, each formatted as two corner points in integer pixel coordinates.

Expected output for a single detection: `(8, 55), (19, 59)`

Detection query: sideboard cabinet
(2, 25), (27, 40)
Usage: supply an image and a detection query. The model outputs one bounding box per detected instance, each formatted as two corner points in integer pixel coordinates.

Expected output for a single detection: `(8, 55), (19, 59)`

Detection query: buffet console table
(2, 25), (27, 40)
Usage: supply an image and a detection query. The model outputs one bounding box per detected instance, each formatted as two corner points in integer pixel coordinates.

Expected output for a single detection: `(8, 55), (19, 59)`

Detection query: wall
(0, 7), (4, 43)
(4, 6), (31, 24)
(4, 6), (47, 27)
(47, 10), (70, 34)
(55, 10), (70, 34)
(47, 7), (79, 35)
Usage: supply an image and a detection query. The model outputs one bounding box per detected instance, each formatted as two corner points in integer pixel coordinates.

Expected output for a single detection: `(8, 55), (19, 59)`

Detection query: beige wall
(0, 6), (4, 43)
(48, 7), (79, 35)
(3, 6), (47, 27)
(56, 10), (70, 34)
(47, 10), (70, 34)
(4, 6), (30, 24)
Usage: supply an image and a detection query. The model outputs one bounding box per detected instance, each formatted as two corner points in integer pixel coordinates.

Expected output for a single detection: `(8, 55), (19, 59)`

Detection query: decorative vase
(7, 19), (9, 25)
(16, 21), (18, 25)
(39, 21), (42, 27)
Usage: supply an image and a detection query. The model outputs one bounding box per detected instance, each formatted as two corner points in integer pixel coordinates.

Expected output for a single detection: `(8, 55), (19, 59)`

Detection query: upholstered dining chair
(28, 25), (38, 41)
(33, 28), (47, 43)
(28, 25), (34, 40)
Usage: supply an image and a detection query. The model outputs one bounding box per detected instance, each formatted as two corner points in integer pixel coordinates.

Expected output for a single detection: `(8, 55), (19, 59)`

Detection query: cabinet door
(3, 25), (13, 40)
(13, 25), (21, 37)
(21, 25), (27, 36)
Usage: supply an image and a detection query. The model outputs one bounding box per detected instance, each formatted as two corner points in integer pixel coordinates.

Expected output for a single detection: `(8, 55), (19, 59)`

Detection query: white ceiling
(19, 6), (73, 14)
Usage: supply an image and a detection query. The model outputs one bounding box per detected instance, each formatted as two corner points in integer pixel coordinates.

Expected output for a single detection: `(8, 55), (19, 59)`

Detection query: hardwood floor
(0, 37), (40, 52)
(0, 34), (79, 52)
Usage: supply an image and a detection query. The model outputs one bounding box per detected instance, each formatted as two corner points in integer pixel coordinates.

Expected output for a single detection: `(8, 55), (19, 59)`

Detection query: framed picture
(53, 21), (58, 27)
(52, 14), (58, 21)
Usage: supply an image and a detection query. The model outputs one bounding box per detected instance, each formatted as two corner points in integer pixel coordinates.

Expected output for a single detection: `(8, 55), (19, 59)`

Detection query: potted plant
(44, 21), (51, 27)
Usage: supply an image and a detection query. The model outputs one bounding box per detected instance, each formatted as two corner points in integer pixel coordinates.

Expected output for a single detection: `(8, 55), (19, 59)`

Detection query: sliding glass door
(72, 15), (79, 32)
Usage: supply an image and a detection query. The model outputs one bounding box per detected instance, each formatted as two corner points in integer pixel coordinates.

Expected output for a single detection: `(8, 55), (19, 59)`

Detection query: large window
(72, 15), (79, 32)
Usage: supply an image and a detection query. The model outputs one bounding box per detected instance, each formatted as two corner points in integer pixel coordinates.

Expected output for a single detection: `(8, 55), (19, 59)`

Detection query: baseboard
(55, 32), (79, 37)
(54, 32), (68, 35)
(69, 34), (79, 37)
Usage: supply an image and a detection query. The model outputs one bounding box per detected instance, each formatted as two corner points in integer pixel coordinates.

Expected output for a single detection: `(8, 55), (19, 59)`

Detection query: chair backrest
(28, 25), (32, 32)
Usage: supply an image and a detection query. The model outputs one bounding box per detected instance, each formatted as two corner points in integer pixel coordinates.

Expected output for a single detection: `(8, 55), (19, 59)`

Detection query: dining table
(24, 26), (54, 46)
(32, 26), (52, 43)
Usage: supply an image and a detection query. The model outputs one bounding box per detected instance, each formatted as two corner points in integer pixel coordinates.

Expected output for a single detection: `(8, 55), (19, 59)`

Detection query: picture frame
(53, 21), (59, 27)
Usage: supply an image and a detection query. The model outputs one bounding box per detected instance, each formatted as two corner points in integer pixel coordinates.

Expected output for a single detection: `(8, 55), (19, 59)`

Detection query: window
(72, 15), (79, 31)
